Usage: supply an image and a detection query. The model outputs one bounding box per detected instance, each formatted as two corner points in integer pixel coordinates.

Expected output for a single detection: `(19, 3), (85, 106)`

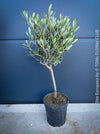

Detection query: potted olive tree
(22, 4), (79, 127)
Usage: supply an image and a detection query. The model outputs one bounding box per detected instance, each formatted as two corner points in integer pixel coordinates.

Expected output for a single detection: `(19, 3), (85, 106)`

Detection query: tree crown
(23, 4), (79, 67)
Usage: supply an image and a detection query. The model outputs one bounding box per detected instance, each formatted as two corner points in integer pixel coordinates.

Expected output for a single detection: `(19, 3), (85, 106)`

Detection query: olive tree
(22, 4), (79, 98)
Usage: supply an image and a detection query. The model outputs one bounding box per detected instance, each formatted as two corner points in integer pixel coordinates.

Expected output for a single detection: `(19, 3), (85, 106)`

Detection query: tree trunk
(49, 66), (57, 98)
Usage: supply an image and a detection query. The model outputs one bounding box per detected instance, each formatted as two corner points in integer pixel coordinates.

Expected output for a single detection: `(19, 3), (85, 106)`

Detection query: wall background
(0, 0), (100, 103)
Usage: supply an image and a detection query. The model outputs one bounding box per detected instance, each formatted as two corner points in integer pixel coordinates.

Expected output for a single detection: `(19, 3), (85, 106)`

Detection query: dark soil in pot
(44, 93), (68, 107)
(44, 93), (69, 127)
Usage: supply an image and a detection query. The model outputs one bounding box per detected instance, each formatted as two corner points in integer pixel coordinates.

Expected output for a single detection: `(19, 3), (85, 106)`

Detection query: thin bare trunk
(49, 66), (57, 98)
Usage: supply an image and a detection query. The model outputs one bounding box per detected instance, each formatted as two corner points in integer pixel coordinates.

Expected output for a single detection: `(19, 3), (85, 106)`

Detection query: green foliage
(22, 4), (79, 67)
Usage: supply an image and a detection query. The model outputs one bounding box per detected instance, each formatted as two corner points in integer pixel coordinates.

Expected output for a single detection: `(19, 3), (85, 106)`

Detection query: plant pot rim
(43, 92), (69, 107)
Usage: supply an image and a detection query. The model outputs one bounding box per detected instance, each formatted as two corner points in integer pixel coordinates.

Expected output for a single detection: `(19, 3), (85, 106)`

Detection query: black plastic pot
(43, 93), (69, 127)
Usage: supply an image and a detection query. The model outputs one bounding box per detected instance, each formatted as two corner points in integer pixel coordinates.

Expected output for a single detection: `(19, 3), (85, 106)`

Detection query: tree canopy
(23, 4), (79, 67)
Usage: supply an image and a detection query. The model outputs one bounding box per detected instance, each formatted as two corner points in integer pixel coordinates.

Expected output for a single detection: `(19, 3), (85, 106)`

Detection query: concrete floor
(0, 104), (100, 134)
